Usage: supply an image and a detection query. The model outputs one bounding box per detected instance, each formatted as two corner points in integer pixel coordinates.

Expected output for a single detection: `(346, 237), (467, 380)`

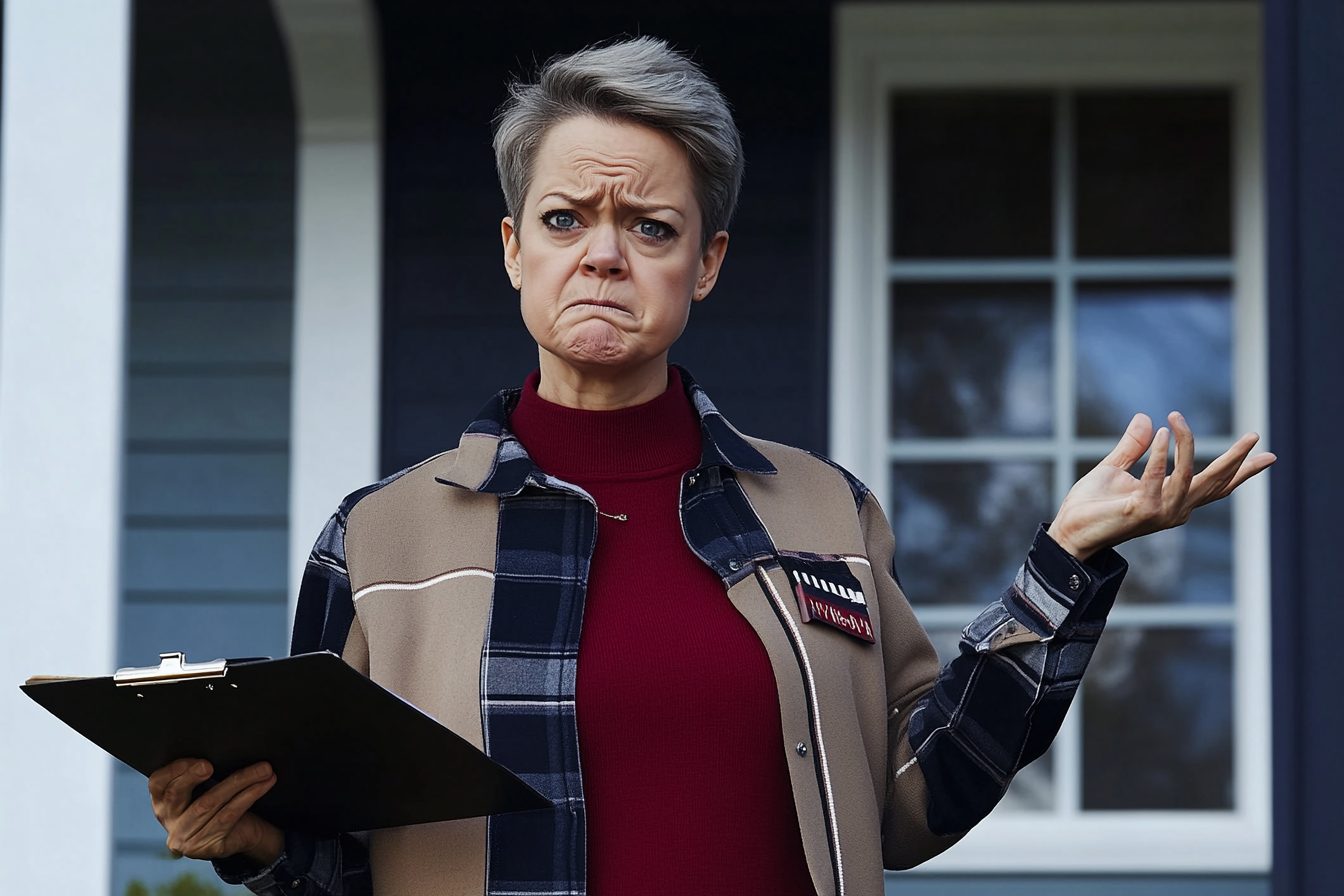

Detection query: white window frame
(831, 3), (1269, 873)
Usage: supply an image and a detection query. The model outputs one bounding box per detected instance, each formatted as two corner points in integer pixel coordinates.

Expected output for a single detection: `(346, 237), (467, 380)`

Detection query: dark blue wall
(1267, 0), (1344, 893)
(374, 0), (832, 475)
(116, 3), (295, 893)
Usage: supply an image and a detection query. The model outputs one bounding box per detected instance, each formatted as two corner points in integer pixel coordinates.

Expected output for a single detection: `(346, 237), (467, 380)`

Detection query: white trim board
(0, 2), (133, 893)
(832, 2), (1269, 874)
(273, 0), (384, 626)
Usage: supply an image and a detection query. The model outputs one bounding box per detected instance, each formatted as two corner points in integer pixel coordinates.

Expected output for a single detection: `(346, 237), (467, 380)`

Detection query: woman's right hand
(147, 758), (284, 865)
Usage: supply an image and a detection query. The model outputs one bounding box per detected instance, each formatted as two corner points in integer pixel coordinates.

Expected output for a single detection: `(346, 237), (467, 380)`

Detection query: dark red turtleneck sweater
(508, 368), (817, 896)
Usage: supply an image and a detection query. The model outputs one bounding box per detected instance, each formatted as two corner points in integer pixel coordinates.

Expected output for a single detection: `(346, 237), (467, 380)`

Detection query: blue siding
(124, 452), (290, 518)
(1267, 0), (1344, 892)
(113, 2), (295, 894)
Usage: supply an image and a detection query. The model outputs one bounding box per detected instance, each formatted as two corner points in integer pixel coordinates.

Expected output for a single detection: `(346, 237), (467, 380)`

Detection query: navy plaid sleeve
(906, 524), (1127, 835)
(291, 511), (357, 656)
(215, 831), (371, 896)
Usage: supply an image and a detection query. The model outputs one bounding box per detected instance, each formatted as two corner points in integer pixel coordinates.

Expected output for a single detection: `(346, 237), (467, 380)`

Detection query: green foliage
(123, 871), (226, 896)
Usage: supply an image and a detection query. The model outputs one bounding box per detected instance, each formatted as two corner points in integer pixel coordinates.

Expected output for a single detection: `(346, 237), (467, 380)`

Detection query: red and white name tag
(780, 558), (875, 644)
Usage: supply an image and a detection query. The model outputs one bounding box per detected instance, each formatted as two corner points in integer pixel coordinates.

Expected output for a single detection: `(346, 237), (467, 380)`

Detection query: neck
(536, 350), (671, 410)
(509, 366), (700, 479)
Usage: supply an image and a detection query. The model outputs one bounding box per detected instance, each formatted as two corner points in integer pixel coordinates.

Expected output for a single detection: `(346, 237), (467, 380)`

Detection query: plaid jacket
(219, 366), (1126, 896)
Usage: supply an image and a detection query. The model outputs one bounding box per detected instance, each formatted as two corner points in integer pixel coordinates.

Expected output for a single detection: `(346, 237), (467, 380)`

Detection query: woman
(148, 37), (1274, 896)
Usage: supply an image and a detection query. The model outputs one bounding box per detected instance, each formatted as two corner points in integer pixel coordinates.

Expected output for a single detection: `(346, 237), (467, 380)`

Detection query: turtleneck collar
(508, 366), (702, 480)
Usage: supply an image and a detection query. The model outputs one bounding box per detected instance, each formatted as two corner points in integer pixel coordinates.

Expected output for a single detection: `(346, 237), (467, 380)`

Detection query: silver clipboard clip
(113, 652), (228, 687)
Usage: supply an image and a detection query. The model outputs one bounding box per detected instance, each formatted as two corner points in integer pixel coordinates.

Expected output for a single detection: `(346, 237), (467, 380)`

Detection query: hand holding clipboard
(22, 651), (550, 851)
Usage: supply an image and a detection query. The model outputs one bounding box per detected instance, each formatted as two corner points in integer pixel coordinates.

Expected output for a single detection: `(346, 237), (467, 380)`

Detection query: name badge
(779, 557), (874, 644)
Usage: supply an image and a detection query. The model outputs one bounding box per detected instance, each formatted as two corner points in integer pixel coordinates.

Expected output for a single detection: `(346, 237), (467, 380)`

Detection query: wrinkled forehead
(526, 115), (697, 210)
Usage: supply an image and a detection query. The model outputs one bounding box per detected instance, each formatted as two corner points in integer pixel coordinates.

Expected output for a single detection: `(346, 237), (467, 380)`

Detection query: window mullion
(1052, 88), (1083, 821)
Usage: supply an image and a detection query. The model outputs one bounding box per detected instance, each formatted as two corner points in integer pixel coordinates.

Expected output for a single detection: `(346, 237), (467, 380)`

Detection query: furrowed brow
(539, 191), (679, 219)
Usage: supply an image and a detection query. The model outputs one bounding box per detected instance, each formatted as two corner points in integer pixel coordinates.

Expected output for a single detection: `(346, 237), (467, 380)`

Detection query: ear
(692, 231), (730, 303)
(501, 217), (522, 291)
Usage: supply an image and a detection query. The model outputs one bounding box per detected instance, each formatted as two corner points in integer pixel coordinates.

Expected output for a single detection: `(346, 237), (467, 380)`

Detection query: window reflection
(890, 92), (1053, 258)
(1075, 90), (1232, 258)
(891, 282), (1053, 439)
(1076, 281), (1232, 437)
(891, 462), (1052, 607)
(1082, 627), (1233, 810)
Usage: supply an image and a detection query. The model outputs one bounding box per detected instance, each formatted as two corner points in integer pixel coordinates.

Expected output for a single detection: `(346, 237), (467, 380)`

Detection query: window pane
(1082, 627), (1233, 810)
(891, 92), (1053, 258)
(891, 282), (1053, 439)
(891, 462), (1052, 606)
(1074, 459), (1232, 605)
(1075, 281), (1232, 437)
(1002, 745), (1054, 812)
(922, 626), (965, 667)
(1075, 90), (1232, 257)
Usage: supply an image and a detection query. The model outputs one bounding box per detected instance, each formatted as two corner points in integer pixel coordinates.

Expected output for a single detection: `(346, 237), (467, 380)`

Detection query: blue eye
(543, 211), (578, 230)
(638, 220), (673, 240)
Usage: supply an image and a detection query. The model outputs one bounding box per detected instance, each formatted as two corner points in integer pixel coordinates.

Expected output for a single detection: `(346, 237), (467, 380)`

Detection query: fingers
(1227, 449), (1277, 492)
(1168, 412), (1195, 486)
(173, 770), (277, 855)
(1102, 413), (1155, 470)
(149, 758), (213, 826)
(1139, 425), (1170, 501)
(180, 762), (274, 833)
(1190, 432), (1276, 506)
(1163, 412), (1196, 517)
(160, 762), (275, 860)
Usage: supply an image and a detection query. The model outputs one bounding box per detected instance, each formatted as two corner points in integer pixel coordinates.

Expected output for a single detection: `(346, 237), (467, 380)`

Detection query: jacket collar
(437, 364), (777, 495)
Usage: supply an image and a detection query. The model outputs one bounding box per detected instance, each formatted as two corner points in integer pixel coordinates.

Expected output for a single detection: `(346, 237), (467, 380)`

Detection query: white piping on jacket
(757, 565), (846, 896)
(352, 567), (494, 601)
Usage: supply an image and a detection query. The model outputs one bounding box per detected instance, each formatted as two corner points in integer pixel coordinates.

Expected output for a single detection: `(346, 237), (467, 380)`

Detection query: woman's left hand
(1046, 411), (1276, 562)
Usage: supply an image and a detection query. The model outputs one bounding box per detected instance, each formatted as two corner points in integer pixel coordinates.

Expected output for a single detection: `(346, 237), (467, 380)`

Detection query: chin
(562, 342), (631, 366)
(558, 321), (634, 365)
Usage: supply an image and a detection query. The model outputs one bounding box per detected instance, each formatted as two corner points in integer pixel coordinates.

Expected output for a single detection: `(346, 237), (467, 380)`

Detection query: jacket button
(1068, 574), (1082, 591)
(796, 742), (808, 757)
(728, 559), (741, 571)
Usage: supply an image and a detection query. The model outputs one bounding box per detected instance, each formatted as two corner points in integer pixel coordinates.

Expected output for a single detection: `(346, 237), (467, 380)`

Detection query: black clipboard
(21, 651), (550, 834)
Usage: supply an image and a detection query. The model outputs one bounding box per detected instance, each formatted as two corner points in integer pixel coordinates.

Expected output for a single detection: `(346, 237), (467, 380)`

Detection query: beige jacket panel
(342, 451), (497, 896)
(723, 572), (839, 895)
(740, 439), (956, 887)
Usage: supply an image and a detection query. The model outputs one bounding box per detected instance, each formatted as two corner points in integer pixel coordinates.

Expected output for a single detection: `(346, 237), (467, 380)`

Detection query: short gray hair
(493, 37), (744, 247)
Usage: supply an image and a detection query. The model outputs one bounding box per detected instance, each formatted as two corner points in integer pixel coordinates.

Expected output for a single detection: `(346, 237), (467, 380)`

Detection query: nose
(581, 223), (627, 277)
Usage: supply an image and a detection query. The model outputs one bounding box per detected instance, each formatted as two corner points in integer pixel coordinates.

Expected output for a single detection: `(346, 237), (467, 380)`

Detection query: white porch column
(0, 2), (132, 895)
(272, 0), (383, 620)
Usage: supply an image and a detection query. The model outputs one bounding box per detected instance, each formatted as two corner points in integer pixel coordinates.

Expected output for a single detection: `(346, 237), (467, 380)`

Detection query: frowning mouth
(567, 298), (631, 314)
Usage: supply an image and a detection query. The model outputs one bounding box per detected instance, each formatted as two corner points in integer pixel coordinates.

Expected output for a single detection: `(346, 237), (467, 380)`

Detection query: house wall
(111, 3), (296, 894)
(1266, 0), (1344, 893)
(0, 3), (130, 894)
(6, 0), (1334, 891)
(372, 2), (1281, 893)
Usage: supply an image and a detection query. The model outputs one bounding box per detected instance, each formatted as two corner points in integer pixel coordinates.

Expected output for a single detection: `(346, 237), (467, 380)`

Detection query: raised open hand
(1046, 411), (1276, 562)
